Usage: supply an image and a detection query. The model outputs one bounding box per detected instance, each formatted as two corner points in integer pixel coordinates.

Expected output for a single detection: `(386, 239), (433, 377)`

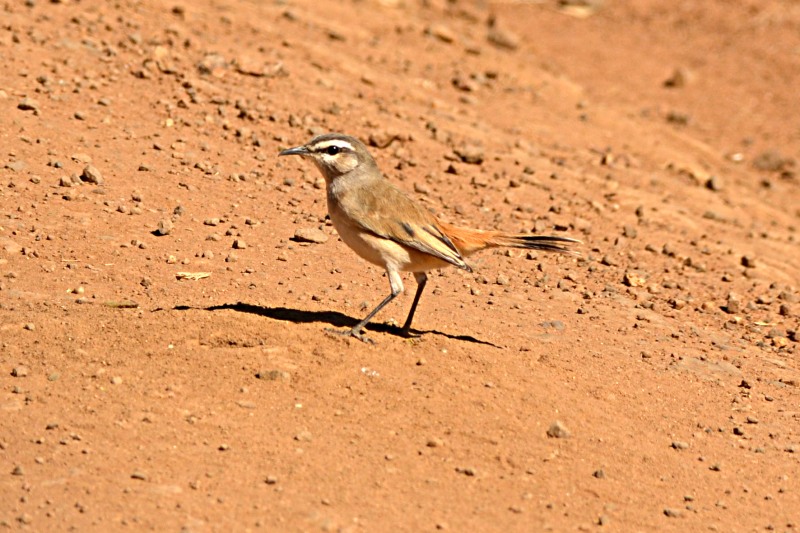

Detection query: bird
(279, 133), (580, 343)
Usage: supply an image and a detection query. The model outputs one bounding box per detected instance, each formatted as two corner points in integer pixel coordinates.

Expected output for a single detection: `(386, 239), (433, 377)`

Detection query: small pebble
(454, 143), (484, 165)
(18, 97), (40, 113)
(80, 165), (104, 185)
(294, 430), (312, 442)
(741, 255), (758, 268)
(155, 219), (173, 236)
(725, 293), (741, 314)
(293, 227), (328, 244)
(256, 370), (291, 382)
(546, 420), (571, 439)
(706, 176), (724, 191)
(622, 225), (637, 238)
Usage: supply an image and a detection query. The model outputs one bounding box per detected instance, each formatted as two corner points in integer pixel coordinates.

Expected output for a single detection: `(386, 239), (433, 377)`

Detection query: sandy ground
(1, 0), (799, 531)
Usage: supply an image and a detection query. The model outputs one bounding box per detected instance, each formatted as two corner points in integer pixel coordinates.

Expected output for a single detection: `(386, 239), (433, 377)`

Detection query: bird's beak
(279, 145), (310, 157)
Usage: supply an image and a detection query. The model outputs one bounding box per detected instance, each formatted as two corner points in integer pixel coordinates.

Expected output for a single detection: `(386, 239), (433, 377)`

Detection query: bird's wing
(347, 180), (471, 271)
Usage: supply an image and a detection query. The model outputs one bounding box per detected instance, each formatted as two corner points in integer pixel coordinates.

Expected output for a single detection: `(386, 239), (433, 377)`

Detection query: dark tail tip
(516, 235), (582, 255)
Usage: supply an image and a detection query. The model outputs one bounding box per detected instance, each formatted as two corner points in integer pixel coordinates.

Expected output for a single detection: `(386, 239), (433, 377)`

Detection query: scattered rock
(427, 24), (456, 44)
(624, 270), (647, 287)
(454, 143), (484, 164)
(725, 293), (741, 314)
(601, 255), (619, 266)
(293, 227), (328, 244)
(256, 369), (291, 382)
(368, 130), (398, 149)
(294, 430), (312, 442)
(80, 165), (104, 185)
(233, 239), (247, 249)
(741, 255), (757, 268)
(663, 67), (693, 88)
(666, 110), (691, 125)
(11, 366), (29, 377)
(18, 97), (40, 113)
(558, 0), (604, 17)
(705, 176), (724, 191)
(155, 219), (173, 236)
(487, 17), (519, 50)
(546, 420), (571, 439)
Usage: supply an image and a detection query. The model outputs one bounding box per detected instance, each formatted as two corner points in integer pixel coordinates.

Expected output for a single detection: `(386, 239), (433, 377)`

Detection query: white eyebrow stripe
(313, 139), (355, 152)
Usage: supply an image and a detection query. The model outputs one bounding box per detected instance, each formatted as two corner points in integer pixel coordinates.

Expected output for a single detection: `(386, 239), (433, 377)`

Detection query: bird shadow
(172, 302), (500, 348)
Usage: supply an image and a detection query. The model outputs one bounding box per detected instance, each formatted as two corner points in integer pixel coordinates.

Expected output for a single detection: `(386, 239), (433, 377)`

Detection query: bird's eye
(325, 146), (341, 156)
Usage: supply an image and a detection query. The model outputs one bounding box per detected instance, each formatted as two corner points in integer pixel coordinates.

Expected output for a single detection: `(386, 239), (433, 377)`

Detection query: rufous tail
(440, 223), (581, 257)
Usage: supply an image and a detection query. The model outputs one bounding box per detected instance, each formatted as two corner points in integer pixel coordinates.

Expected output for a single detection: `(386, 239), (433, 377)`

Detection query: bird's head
(279, 133), (376, 182)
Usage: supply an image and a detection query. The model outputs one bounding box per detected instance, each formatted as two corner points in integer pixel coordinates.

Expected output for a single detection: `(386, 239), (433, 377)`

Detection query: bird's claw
(324, 327), (374, 344)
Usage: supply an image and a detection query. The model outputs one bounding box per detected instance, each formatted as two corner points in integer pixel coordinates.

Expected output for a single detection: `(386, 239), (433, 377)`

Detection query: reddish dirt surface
(2, 0), (799, 531)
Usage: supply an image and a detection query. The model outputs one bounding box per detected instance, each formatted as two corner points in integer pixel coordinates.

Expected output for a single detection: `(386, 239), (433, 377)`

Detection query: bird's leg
(401, 272), (428, 336)
(327, 270), (404, 343)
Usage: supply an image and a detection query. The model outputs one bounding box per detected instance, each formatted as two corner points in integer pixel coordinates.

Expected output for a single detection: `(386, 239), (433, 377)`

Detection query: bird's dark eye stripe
(314, 144), (349, 156)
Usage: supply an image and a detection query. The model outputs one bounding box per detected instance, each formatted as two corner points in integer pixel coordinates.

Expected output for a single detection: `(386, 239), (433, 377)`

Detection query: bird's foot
(399, 327), (421, 339)
(324, 327), (374, 344)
